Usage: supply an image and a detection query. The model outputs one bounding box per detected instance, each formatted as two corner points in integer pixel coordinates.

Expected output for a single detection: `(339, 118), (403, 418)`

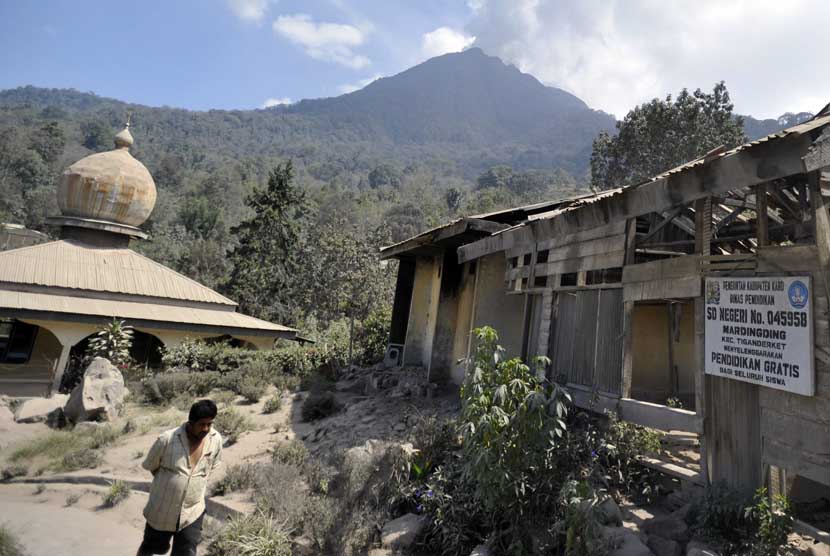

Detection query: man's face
(188, 417), (214, 440)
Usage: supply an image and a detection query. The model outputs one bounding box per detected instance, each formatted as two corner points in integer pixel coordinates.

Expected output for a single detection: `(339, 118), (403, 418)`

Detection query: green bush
(262, 395), (282, 414)
(213, 463), (258, 496)
(253, 461), (309, 532)
(0, 524), (25, 556)
(271, 440), (308, 467)
(102, 480), (131, 507)
(354, 305), (391, 365)
(143, 371), (223, 405)
(301, 391), (340, 422)
(1, 464), (27, 481)
(214, 407), (255, 445)
(236, 375), (268, 404)
(208, 511), (292, 556)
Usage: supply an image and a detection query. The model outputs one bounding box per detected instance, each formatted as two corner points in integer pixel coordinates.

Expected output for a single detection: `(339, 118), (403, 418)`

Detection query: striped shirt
(141, 424), (223, 532)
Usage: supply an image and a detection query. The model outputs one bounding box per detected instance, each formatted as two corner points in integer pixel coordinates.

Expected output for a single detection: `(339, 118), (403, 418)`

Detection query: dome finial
(114, 112), (134, 149)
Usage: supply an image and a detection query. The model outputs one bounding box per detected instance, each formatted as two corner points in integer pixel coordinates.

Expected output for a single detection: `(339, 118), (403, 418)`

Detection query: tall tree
(591, 82), (746, 190)
(223, 162), (306, 324)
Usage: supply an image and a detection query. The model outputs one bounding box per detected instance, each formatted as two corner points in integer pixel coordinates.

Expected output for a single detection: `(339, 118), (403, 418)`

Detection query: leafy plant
(237, 375), (268, 404)
(86, 319), (134, 366)
(102, 480), (130, 507)
(213, 463), (258, 496)
(262, 395), (282, 414)
(460, 326), (570, 517)
(271, 440), (308, 467)
(0, 524), (25, 556)
(214, 407), (255, 445)
(745, 488), (793, 556)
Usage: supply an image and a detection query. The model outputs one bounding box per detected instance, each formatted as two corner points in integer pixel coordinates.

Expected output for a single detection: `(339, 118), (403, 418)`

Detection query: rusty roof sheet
(0, 240), (236, 306)
(0, 289), (294, 334)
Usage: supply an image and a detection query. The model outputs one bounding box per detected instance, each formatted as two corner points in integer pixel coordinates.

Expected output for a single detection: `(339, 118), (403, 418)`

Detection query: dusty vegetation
(0, 524), (26, 556)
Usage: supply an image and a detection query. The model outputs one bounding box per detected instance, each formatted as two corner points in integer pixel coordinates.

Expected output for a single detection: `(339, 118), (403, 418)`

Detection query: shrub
(746, 488), (793, 556)
(65, 492), (81, 506)
(0, 525), (25, 556)
(102, 480), (131, 507)
(87, 319), (134, 366)
(253, 461), (309, 532)
(262, 395), (282, 414)
(211, 390), (237, 407)
(236, 375), (268, 404)
(212, 463), (258, 496)
(460, 326), (570, 517)
(354, 305), (391, 365)
(214, 407), (254, 445)
(208, 511), (292, 556)
(408, 415), (458, 480)
(60, 449), (104, 471)
(301, 391), (340, 421)
(271, 440), (308, 467)
(272, 373), (300, 393)
(302, 495), (338, 550)
(143, 371), (223, 405)
(1, 464), (27, 481)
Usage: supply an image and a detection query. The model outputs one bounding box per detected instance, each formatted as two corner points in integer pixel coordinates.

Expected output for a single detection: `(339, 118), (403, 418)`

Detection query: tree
(223, 162), (307, 324)
(591, 82), (746, 190)
(445, 187), (464, 215)
(368, 163), (402, 188)
(476, 165), (513, 190)
(80, 119), (114, 152)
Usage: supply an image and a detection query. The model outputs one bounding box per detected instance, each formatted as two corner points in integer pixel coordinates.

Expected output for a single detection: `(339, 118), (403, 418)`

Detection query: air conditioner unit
(383, 343), (405, 368)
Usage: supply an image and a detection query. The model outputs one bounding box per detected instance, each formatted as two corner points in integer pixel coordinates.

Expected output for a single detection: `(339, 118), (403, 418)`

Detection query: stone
(647, 536), (681, 556)
(14, 394), (69, 423)
(46, 406), (67, 429)
(685, 541), (720, 556)
(604, 527), (655, 556)
(470, 544), (492, 556)
(64, 357), (126, 423)
(600, 497), (624, 526)
(643, 516), (690, 543)
(381, 513), (427, 549)
(335, 376), (366, 394)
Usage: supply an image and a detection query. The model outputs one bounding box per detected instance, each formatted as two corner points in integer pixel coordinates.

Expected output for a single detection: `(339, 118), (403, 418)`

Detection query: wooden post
(621, 217), (637, 399)
(694, 197), (712, 484)
(756, 183), (769, 247)
(809, 170), (830, 304)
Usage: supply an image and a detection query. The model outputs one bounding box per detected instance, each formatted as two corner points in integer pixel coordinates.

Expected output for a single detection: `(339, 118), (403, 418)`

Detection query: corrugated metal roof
(0, 289), (294, 334)
(0, 240), (236, 306)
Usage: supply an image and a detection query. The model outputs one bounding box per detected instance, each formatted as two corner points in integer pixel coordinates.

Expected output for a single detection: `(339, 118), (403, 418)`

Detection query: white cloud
(421, 27), (476, 60)
(337, 74), (384, 95)
(273, 14), (370, 69)
(227, 0), (270, 23)
(466, 0), (830, 119)
(262, 97), (292, 108)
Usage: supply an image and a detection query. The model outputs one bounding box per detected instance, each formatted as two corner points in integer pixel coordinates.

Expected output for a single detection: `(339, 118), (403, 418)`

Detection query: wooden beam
(624, 218), (637, 265)
(618, 398), (702, 433)
(756, 184), (769, 247)
(637, 206), (685, 245)
(809, 169), (830, 306)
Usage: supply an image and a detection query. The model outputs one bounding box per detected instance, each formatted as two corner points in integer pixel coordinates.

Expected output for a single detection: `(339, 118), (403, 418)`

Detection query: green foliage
(208, 511), (292, 556)
(746, 488), (793, 556)
(9, 424), (117, 471)
(301, 391), (340, 422)
(86, 319), (134, 367)
(212, 463), (258, 496)
(214, 407), (255, 445)
(556, 480), (609, 556)
(64, 492), (81, 507)
(271, 440), (309, 467)
(354, 305), (392, 366)
(60, 449), (104, 471)
(0, 524), (25, 556)
(460, 326), (570, 516)
(142, 370), (223, 405)
(591, 82), (746, 189)
(1, 464), (27, 481)
(102, 480), (131, 507)
(236, 375), (268, 404)
(261, 395), (282, 414)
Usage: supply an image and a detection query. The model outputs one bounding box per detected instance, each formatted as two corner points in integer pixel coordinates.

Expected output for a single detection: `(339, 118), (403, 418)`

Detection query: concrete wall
(449, 262), (478, 384)
(631, 302), (696, 406)
(403, 256), (440, 367)
(471, 254), (525, 359)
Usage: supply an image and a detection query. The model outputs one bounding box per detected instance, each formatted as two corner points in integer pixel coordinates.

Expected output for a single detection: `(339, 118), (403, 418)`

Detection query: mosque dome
(56, 125), (157, 232)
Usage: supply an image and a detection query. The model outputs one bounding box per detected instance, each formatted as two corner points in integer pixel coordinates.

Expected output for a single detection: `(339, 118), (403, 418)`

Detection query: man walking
(137, 399), (223, 556)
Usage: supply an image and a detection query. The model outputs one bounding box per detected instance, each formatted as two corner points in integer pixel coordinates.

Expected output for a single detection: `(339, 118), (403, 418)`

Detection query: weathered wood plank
(756, 184), (769, 247)
(756, 245), (821, 273)
(764, 437), (830, 485)
(623, 276), (701, 302)
(622, 256), (701, 284)
(535, 221), (626, 251)
(618, 398), (702, 433)
(761, 408), (830, 454)
(535, 250), (626, 276)
(545, 234), (626, 263)
(565, 382), (620, 413)
(621, 301), (634, 398)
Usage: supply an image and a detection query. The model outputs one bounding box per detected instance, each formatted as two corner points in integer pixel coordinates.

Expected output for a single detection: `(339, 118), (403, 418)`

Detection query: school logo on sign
(788, 280), (808, 309)
(706, 280), (721, 305)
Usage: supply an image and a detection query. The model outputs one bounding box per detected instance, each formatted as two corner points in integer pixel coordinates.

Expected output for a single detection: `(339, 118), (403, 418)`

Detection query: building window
(0, 319), (38, 364)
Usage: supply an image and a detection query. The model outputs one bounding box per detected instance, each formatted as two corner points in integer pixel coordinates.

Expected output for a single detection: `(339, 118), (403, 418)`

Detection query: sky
(0, 0), (827, 119)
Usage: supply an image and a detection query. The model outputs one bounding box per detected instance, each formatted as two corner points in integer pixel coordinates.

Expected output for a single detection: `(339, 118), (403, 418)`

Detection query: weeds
(1, 465), (27, 481)
(213, 463), (258, 496)
(271, 440), (308, 467)
(32, 484), (45, 495)
(301, 391), (340, 421)
(212, 390), (237, 407)
(9, 424), (117, 472)
(102, 480), (131, 507)
(0, 524), (25, 556)
(207, 511), (292, 556)
(237, 376), (268, 404)
(262, 395), (282, 414)
(65, 492), (82, 507)
(60, 449), (104, 471)
(214, 407), (255, 445)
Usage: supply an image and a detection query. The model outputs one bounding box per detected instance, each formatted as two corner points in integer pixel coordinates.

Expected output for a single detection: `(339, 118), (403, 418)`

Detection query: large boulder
(64, 357), (126, 423)
(643, 516), (690, 543)
(14, 394), (69, 423)
(381, 513), (427, 549)
(605, 527), (655, 556)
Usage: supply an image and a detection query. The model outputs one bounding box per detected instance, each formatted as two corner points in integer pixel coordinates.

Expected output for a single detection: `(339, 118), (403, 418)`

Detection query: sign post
(704, 276), (814, 396)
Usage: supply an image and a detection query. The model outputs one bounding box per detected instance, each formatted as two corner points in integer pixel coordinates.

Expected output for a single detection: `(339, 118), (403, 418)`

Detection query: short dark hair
(189, 399), (218, 423)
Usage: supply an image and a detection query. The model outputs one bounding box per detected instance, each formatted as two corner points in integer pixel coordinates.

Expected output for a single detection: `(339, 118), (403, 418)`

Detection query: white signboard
(705, 276), (814, 396)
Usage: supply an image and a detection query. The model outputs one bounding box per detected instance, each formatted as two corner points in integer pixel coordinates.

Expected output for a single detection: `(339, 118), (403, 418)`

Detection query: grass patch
(65, 492), (82, 507)
(102, 480), (130, 507)
(0, 524), (25, 556)
(237, 376), (268, 404)
(8, 424), (118, 472)
(262, 395), (282, 414)
(213, 463), (258, 496)
(271, 439), (309, 467)
(208, 511), (292, 556)
(214, 407), (255, 445)
(211, 390), (237, 407)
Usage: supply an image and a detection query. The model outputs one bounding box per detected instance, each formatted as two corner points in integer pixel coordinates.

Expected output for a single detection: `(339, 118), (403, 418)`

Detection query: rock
(604, 527), (655, 556)
(381, 513), (427, 549)
(685, 541), (720, 556)
(470, 544), (492, 556)
(671, 503), (692, 523)
(335, 376), (365, 394)
(64, 357), (126, 423)
(643, 516), (690, 543)
(292, 536), (314, 556)
(14, 394), (69, 423)
(0, 404), (14, 429)
(600, 497), (624, 526)
(46, 406), (67, 429)
(647, 536), (681, 556)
